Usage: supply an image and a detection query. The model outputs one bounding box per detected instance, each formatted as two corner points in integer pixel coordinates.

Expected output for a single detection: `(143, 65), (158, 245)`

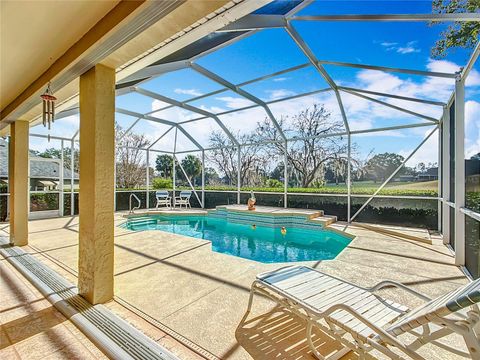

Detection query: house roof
(0, 138), (79, 179)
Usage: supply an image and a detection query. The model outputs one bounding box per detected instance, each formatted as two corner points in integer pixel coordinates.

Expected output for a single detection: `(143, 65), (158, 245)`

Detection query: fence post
(146, 149), (150, 209)
(454, 75), (465, 266)
(71, 139), (75, 215)
(237, 146), (241, 204)
(284, 141), (288, 208)
(60, 140), (64, 216)
(202, 150), (205, 208)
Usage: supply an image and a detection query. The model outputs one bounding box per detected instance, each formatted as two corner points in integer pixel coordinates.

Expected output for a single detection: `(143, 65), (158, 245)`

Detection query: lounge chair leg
(463, 329), (480, 359)
(307, 322), (326, 360)
(240, 284), (258, 325)
(307, 322), (351, 360)
(246, 284), (257, 314)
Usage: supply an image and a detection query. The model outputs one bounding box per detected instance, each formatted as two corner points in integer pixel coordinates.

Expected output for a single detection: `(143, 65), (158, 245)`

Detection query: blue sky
(30, 0), (480, 169)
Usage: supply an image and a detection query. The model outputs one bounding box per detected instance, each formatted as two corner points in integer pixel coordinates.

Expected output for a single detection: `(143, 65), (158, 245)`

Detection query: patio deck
(0, 210), (469, 360)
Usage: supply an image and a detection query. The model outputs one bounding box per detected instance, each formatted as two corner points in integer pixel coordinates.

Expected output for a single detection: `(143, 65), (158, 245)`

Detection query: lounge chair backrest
(387, 278), (480, 336)
(179, 191), (192, 199)
(156, 190), (169, 199)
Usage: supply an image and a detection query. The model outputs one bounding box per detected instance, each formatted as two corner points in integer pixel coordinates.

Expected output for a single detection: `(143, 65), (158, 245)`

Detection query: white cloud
(466, 68), (480, 87)
(265, 89), (296, 100)
(215, 96), (254, 109)
(465, 100), (480, 158)
(380, 40), (420, 55)
(426, 58), (460, 73)
(151, 99), (169, 111)
(173, 88), (202, 96)
(380, 41), (398, 47)
(272, 77), (289, 82)
(465, 100), (480, 128)
(396, 46), (420, 54)
(398, 128), (439, 166)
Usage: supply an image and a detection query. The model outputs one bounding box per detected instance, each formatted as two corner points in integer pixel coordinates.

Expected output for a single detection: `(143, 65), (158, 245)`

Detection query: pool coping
(122, 205), (357, 241)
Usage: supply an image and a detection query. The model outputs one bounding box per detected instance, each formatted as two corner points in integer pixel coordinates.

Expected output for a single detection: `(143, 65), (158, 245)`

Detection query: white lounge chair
(244, 265), (479, 360)
(174, 190), (192, 209)
(155, 190), (171, 209)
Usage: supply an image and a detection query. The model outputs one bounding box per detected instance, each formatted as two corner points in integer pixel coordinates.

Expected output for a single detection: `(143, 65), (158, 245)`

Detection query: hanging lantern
(40, 82), (56, 129)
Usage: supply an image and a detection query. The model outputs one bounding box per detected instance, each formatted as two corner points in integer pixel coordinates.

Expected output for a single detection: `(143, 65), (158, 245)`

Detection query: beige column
(9, 120), (29, 246)
(78, 64), (115, 304)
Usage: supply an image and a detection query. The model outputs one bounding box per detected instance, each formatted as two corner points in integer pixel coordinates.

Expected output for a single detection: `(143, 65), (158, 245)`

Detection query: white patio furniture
(244, 265), (479, 360)
(155, 190), (171, 209)
(174, 190), (192, 209)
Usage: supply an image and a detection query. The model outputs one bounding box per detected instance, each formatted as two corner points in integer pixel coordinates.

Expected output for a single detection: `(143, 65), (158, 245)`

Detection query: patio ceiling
(1, 0), (262, 131)
(0, 0), (120, 111)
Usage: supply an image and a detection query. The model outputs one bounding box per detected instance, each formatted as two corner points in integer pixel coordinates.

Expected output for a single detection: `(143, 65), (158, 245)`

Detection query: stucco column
(78, 64), (115, 304)
(9, 120), (29, 246)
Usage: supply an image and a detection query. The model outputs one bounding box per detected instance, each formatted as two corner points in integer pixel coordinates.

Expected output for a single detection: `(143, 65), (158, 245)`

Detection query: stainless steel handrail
(129, 193), (141, 214)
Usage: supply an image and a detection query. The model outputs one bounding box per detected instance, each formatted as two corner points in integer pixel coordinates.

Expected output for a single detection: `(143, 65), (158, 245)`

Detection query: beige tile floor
(0, 211), (471, 360)
(0, 257), (107, 360)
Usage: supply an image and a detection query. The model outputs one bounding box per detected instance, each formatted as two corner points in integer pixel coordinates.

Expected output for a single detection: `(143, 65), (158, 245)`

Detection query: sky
(29, 0), (480, 170)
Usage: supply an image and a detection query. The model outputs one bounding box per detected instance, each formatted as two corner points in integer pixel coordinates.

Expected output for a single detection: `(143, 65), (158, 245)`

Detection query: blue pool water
(124, 215), (352, 263)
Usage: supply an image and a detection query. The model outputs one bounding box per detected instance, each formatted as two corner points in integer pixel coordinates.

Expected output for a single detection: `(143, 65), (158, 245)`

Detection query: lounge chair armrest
(322, 304), (400, 339)
(367, 281), (431, 301)
(322, 303), (429, 358)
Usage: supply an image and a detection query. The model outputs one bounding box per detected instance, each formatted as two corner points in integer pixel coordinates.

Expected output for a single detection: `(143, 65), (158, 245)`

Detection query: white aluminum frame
(10, 3), (478, 275)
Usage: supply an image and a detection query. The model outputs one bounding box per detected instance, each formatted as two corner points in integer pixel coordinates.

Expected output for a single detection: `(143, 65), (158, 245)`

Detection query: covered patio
(1, 0), (479, 359)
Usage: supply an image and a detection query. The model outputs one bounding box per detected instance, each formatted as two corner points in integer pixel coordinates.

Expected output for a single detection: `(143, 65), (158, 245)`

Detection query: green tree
(152, 178), (173, 189)
(180, 155), (202, 184)
(364, 153), (405, 183)
(265, 179), (283, 188)
(155, 154), (173, 178)
(431, 0), (480, 58)
(270, 162), (285, 181)
(205, 167), (221, 185)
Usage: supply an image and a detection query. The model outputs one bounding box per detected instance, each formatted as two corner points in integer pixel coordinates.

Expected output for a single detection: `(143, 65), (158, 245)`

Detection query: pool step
(310, 215), (337, 227)
(128, 216), (154, 223)
(125, 216), (157, 229)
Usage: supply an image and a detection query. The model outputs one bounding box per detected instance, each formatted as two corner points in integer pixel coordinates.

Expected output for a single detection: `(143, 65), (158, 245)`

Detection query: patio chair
(174, 190), (192, 209)
(244, 265), (479, 360)
(155, 190), (171, 209)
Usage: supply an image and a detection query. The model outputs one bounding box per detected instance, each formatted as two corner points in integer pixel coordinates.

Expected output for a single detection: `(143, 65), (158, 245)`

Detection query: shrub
(265, 179), (283, 188)
(204, 185), (437, 197)
(152, 178), (173, 189)
(30, 193), (59, 211)
(0, 184), (7, 222)
(466, 192), (480, 212)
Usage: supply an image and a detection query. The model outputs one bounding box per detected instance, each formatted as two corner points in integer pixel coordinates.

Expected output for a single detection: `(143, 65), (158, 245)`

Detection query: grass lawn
(209, 180), (440, 196)
(324, 180), (438, 190)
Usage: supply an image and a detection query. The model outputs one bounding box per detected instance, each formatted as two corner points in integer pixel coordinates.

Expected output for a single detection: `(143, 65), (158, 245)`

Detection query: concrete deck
(0, 210), (469, 360)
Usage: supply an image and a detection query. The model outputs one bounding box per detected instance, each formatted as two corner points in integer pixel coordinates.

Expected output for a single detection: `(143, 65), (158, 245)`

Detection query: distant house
(394, 167), (438, 182)
(397, 175), (415, 182)
(0, 138), (79, 191)
(417, 167), (438, 182)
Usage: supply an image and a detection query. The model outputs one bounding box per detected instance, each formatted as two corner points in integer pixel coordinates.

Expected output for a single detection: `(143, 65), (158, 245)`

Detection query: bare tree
(207, 130), (268, 186)
(115, 124), (150, 189)
(257, 104), (349, 188)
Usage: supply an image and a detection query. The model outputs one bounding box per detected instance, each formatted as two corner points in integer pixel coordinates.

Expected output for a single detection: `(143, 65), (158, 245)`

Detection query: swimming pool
(123, 214), (352, 263)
